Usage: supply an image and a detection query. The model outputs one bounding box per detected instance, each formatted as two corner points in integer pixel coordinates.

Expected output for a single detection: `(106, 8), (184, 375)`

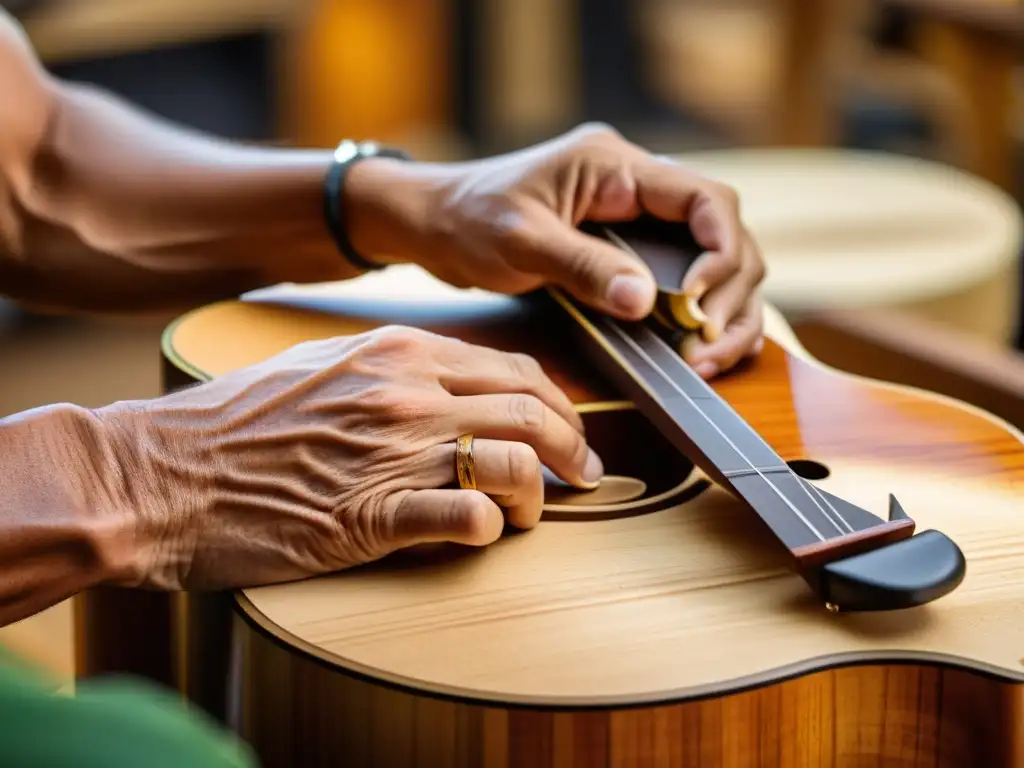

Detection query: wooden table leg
(915, 19), (1017, 190)
(773, 0), (842, 146)
(74, 588), (178, 686)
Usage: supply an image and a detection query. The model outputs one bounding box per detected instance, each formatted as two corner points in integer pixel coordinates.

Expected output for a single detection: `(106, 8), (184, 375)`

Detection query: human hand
(96, 327), (600, 591)
(352, 124), (766, 379)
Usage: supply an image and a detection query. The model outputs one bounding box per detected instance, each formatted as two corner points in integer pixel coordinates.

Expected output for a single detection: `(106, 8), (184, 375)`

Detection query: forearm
(0, 404), (132, 627)
(4, 79), (436, 313)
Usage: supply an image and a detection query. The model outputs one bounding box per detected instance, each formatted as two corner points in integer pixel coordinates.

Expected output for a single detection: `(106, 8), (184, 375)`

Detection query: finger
(430, 339), (584, 435)
(419, 439), (546, 530)
(683, 295), (764, 379)
(629, 158), (744, 269)
(508, 205), (658, 321)
(449, 393), (603, 489)
(691, 241), (763, 343)
(680, 217), (756, 301)
(386, 489), (505, 551)
(679, 248), (741, 302)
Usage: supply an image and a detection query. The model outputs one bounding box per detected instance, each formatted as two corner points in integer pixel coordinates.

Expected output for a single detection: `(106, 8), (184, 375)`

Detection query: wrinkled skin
(100, 327), (600, 591)
(402, 124), (767, 378)
(0, 11), (768, 633)
(91, 126), (768, 593)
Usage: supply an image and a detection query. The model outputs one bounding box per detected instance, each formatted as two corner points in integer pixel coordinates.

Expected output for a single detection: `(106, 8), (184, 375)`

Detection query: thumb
(516, 209), (657, 320)
(384, 489), (504, 552)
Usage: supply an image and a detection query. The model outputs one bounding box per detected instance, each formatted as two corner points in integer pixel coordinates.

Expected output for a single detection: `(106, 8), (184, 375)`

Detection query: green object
(0, 644), (257, 767)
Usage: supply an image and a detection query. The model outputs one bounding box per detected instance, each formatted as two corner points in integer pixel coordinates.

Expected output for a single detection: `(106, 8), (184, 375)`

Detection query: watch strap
(323, 140), (412, 272)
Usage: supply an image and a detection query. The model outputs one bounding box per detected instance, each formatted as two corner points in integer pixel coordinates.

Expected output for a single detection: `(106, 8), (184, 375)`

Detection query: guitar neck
(546, 287), (914, 566)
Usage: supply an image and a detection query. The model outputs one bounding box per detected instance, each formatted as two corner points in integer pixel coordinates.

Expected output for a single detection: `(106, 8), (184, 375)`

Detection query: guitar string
(634, 323), (860, 536)
(609, 319), (850, 539)
(627, 322), (855, 536)
(791, 463), (856, 533)
(603, 318), (855, 542)
(603, 319), (829, 541)
(619, 320), (856, 537)
(596, 224), (855, 537)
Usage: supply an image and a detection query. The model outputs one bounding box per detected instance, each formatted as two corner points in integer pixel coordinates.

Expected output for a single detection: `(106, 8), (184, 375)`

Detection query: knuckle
(506, 443), (540, 488)
(482, 203), (530, 243)
(749, 253), (767, 284)
(572, 121), (622, 146)
(507, 351), (544, 383)
(507, 393), (547, 433)
(566, 244), (604, 288)
(713, 181), (740, 208)
(449, 492), (489, 540)
(366, 325), (432, 357)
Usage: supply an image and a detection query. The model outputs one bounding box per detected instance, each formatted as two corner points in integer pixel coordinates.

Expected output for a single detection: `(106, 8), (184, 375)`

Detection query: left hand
(352, 123), (767, 379)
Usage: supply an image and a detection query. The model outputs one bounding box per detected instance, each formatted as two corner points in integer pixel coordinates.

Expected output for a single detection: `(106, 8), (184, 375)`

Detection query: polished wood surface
(909, 4), (1021, 192)
(235, 622), (1024, 768)
(793, 307), (1024, 429)
(158, 265), (1024, 766)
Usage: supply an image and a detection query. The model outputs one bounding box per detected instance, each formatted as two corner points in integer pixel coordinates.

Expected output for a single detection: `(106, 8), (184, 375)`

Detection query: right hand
(96, 326), (601, 591)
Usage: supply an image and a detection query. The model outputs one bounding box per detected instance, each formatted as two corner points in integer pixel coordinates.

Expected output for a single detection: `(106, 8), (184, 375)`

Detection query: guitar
(161, 217), (1024, 767)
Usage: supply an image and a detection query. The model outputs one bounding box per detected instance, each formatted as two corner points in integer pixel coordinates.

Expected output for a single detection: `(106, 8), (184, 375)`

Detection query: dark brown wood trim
(792, 308), (1024, 429)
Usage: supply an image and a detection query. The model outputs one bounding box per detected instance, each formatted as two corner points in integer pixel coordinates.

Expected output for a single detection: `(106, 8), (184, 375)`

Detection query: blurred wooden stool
(674, 148), (1024, 346)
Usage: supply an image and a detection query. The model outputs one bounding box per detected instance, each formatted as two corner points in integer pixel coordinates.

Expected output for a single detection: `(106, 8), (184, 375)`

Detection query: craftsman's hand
(95, 327), (599, 591)
(354, 124), (766, 378)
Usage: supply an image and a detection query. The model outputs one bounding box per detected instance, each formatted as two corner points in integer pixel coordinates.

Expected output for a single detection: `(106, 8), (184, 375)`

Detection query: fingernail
(606, 274), (654, 317)
(752, 337), (765, 354)
(581, 448), (604, 487)
(694, 361), (718, 379)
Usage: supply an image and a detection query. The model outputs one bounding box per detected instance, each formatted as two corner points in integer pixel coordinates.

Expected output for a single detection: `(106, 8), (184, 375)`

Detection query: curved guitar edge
(819, 529), (967, 612)
(757, 303), (1024, 448)
(161, 310), (215, 384)
(158, 294), (1024, 451)
(230, 588), (1024, 712)
(145, 287), (1024, 738)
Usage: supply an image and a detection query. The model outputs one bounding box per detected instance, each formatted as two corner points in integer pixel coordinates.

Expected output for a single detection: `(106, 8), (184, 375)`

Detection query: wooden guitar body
(163, 265), (1024, 768)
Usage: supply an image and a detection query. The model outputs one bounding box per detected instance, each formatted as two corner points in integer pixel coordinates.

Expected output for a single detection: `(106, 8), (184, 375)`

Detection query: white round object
(673, 149), (1023, 335)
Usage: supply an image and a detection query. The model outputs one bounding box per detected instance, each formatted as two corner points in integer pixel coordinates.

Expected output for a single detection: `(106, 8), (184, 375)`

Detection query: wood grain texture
(792, 307), (1024, 429)
(914, 17), (1019, 191)
(233, 615), (1024, 768)
(158, 267), (1024, 765)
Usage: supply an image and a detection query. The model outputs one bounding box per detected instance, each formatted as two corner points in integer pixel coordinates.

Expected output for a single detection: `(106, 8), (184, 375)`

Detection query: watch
(323, 139), (412, 272)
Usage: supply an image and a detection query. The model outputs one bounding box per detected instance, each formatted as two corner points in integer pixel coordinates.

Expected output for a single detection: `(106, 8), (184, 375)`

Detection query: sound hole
(542, 405), (696, 520)
(787, 459), (831, 480)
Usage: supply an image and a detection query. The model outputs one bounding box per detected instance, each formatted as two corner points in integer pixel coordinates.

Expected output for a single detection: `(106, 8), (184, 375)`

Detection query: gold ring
(455, 433), (477, 490)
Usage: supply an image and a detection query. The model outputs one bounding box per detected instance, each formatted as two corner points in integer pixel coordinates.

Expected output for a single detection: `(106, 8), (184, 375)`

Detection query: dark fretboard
(549, 289), (883, 550)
